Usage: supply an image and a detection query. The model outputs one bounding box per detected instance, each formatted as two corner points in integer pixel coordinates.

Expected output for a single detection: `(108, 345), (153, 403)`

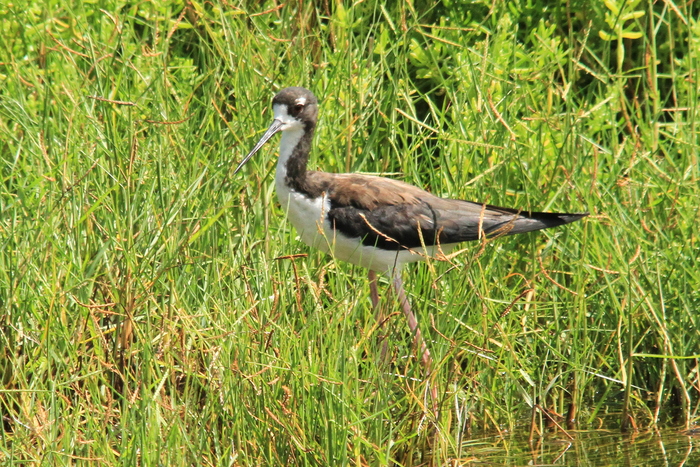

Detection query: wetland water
(460, 429), (700, 466)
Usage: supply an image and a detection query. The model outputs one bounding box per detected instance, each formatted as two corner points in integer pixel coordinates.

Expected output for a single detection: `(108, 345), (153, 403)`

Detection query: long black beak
(234, 119), (285, 174)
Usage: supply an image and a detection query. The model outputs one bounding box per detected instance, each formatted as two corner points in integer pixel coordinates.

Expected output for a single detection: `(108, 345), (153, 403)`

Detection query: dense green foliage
(1, 0), (698, 464)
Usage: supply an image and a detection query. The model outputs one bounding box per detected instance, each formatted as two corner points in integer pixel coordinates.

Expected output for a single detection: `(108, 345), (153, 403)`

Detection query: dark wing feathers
(307, 171), (587, 251)
(327, 202), (441, 250)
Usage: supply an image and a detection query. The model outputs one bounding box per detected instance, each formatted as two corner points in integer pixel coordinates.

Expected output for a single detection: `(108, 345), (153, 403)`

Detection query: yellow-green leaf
(621, 31), (643, 39)
(599, 30), (614, 41)
(604, 0), (620, 15)
(622, 10), (646, 21)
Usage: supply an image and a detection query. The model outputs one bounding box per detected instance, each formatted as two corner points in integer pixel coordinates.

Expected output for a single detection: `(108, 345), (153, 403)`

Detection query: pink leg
(369, 270), (380, 309)
(392, 273), (439, 408)
(369, 270), (389, 362)
(392, 274), (432, 370)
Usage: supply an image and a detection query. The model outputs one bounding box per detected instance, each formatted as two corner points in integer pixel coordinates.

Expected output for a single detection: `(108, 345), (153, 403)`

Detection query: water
(459, 429), (700, 466)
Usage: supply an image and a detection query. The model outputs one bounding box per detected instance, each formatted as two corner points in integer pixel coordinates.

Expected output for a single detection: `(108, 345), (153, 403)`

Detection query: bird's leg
(369, 270), (389, 363)
(392, 273), (439, 410)
(391, 274), (432, 370)
(369, 270), (380, 309)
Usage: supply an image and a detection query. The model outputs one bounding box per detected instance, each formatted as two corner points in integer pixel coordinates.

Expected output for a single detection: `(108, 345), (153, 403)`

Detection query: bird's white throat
(275, 126), (305, 197)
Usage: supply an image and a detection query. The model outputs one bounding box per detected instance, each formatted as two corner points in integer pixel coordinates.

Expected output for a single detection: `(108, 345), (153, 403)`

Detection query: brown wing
(306, 171), (587, 251)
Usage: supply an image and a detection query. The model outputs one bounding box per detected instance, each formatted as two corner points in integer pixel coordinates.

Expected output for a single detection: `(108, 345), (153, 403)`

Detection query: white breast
(274, 129), (453, 274)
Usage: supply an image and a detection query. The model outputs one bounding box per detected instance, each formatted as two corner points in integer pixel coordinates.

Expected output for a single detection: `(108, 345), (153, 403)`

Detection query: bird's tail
(484, 206), (588, 238)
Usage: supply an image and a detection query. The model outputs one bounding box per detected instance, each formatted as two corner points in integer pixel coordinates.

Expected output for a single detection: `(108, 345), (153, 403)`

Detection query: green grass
(1, 0), (699, 465)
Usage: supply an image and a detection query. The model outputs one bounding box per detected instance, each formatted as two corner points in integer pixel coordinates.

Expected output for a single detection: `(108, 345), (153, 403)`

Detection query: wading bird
(235, 87), (587, 373)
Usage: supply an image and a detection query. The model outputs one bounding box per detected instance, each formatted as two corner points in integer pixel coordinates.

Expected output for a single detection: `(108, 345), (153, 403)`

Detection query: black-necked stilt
(235, 86), (587, 370)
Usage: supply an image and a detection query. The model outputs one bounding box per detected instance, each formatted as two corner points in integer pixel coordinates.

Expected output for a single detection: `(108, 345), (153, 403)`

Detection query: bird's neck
(276, 124), (315, 193)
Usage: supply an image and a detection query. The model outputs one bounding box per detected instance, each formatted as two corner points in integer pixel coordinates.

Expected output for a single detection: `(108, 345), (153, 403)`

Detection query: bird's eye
(294, 103), (304, 112)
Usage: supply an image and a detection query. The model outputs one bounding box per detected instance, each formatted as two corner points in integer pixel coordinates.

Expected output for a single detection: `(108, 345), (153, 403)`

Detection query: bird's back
(305, 171), (587, 251)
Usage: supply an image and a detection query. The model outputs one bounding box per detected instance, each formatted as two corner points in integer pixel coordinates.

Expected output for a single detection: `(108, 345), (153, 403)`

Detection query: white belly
(276, 181), (454, 274)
